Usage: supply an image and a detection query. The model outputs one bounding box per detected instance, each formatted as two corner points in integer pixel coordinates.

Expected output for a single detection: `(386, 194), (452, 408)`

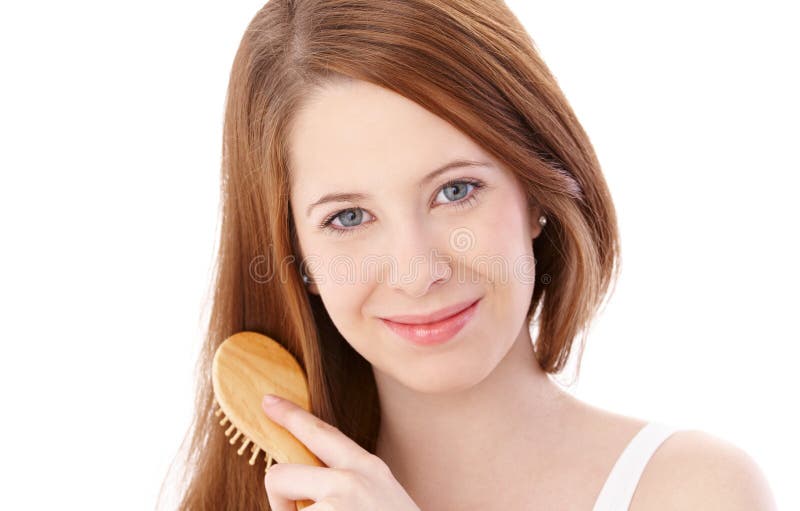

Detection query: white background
(0, 1), (796, 509)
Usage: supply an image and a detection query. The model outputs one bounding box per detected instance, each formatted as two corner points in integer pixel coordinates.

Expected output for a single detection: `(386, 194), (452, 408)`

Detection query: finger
(263, 463), (352, 510)
(300, 499), (339, 511)
(261, 394), (373, 471)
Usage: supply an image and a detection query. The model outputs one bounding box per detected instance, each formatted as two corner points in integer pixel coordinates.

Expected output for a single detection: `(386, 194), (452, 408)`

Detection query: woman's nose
(383, 222), (453, 298)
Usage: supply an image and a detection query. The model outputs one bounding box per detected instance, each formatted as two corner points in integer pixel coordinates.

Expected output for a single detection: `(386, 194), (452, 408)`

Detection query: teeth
(249, 445), (261, 465)
(214, 405), (272, 470)
(237, 438), (251, 455)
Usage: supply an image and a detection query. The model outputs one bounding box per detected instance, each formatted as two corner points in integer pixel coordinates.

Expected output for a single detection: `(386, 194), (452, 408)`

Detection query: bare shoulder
(629, 429), (778, 511)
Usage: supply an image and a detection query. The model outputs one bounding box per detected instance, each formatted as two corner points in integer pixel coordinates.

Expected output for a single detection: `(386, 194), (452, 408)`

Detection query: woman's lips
(380, 297), (480, 324)
(380, 297), (482, 346)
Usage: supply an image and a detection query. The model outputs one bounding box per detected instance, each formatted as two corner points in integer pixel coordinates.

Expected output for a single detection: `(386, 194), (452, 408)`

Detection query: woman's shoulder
(555, 393), (776, 510)
(627, 427), (777, 511)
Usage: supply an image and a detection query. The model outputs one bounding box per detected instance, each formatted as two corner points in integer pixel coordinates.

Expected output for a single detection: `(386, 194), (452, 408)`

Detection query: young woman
(169, 1), (776, 509)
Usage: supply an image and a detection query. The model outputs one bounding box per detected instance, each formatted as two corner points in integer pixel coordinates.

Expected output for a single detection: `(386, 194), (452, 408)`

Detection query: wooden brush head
(211, 331), (324, 508)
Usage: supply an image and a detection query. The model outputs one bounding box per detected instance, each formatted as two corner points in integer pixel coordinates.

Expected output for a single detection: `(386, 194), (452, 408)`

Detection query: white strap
(591, 422), (680, 511)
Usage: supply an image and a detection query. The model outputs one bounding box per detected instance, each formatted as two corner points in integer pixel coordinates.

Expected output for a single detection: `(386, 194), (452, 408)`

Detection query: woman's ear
(297, 257), (321, 296)
(305, 280), (320, 295)
(529, 204), (544, 241)
(289, 218), (321, 295)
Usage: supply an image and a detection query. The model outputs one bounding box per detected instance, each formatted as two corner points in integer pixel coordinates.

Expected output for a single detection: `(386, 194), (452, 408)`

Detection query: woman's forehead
(288, 81), (494, 199)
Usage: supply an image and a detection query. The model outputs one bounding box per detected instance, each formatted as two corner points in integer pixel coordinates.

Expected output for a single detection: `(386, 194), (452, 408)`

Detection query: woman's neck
(373, 324), (577, 503)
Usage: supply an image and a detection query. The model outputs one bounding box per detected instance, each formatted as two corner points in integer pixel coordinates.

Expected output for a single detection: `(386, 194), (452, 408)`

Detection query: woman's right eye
(320, 207), (374, 235)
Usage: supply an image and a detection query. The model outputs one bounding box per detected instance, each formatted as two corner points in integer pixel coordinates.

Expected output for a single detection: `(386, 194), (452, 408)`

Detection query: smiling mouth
(380, 297), (481, 325)
(379, 297), (482, 346)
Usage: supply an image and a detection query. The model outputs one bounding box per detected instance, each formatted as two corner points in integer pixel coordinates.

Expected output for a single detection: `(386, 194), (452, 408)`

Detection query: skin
(284, 78), (779, 510)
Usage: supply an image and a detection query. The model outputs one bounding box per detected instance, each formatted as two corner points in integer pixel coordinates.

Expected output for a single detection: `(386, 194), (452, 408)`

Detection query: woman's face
(288, 79), (543, 393)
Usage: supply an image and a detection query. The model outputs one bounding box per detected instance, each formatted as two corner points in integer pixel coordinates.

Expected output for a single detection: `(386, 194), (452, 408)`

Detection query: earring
(538, 215), (547, 227)
(301, 270), (311, 285)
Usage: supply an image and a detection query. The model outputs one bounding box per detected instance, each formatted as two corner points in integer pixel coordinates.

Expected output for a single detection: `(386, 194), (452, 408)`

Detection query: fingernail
(262, 394), (281, 407)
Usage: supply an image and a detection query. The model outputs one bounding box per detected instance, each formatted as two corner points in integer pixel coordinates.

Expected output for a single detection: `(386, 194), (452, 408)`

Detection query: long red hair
(160, 1), (620, 508)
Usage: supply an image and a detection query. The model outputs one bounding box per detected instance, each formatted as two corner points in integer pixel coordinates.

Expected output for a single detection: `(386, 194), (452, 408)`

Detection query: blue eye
(438, 181), (471, 202)
(328, 208), (372, 229)
(319, 178), (486, 236)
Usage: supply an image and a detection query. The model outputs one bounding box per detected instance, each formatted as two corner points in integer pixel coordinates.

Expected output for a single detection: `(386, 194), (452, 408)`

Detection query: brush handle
(296, 499), (314, 509)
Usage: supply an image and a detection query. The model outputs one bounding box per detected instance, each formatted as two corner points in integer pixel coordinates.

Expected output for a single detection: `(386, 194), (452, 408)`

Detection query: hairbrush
(211, 330), (324, 510)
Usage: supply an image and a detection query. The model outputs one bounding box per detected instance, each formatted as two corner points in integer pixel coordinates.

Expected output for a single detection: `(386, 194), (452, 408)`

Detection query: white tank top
(591, 422), (680, 511)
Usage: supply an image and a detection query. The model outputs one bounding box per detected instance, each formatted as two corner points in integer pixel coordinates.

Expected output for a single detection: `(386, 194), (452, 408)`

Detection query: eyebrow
(305, 158), (490, 217)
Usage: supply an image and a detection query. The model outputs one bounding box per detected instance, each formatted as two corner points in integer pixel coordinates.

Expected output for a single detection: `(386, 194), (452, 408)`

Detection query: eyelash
(319, 178), (486, 237)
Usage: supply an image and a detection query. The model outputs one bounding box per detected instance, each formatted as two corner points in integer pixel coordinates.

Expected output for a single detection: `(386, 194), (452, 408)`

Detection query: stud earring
(538, 215), (547, 227)
(301, 271), (311, 285)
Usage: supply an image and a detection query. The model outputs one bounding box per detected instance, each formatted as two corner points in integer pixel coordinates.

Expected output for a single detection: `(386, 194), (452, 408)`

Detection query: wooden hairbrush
(211, 330), (324, 510)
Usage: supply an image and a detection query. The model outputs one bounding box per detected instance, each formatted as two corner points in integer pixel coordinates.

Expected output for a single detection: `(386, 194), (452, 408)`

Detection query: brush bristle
(213, 397), (276, 472)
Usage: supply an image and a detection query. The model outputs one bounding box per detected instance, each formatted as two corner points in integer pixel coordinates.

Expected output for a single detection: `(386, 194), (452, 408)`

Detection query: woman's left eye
(319, 178), (486, 236)
(435, 180), (481, 204)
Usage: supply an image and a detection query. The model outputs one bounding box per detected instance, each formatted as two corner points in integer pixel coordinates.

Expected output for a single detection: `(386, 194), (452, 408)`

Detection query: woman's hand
(260, 394), (422, 511)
